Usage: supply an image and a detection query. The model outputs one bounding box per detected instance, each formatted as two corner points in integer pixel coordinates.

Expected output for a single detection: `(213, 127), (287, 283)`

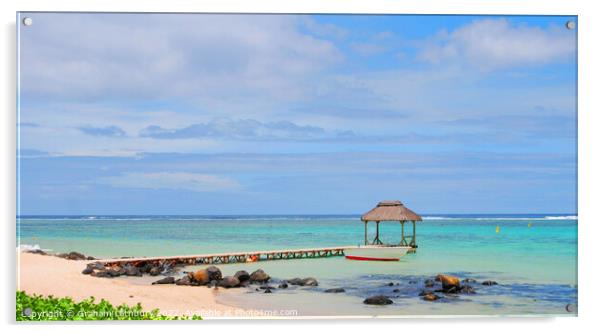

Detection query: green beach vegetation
(16, 291), (202, 321)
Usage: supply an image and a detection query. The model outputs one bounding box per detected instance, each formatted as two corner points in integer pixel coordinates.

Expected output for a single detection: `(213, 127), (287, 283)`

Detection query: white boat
(345, 245), (412, 261)
(345, 200), (422, 262)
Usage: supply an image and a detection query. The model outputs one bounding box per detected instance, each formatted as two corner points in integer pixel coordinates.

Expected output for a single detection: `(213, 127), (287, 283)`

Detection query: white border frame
(3, 0), (601, 331)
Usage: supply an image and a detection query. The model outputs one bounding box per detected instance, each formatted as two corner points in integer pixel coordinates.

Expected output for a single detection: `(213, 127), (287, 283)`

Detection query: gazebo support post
(412, 220), (416, 247)
(373, 221), (382, 245)
(364, 221), (368, 245)
(400, 221), (405, 246)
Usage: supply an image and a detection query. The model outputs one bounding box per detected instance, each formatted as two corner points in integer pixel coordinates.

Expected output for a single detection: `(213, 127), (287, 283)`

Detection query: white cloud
(419, 19), (575, 70)
(20, 14), (342, 104)
(95, 172), (241, 192)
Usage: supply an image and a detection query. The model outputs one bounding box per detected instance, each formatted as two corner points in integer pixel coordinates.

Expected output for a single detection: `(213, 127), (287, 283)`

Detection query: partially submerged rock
(436, 274), (461, 292)
(363, 295), (393, 305)
(286, 277), (318, 287)
(250, 269), (270, 283)
(482, 280), (498, 286)
(234, 270), (250, 283)
(460, 285), (476, 294)
(206, 266), (222, 281)
(259, 285), (276, 290)
(422, 292), (440, 301)
(218, 276), (240, 288)
(324, 288), (345, 293)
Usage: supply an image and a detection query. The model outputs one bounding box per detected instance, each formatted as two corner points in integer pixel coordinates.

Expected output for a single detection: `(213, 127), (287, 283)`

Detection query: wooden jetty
(98, 246), (353, 268)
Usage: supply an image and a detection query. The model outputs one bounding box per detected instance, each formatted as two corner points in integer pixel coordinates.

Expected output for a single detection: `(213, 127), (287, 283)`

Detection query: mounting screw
(566, 20), (575, 30)
(22, 17), (33, 26)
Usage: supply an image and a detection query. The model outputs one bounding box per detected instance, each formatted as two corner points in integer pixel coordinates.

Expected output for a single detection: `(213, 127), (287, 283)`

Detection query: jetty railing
(98, 246), (353, 267)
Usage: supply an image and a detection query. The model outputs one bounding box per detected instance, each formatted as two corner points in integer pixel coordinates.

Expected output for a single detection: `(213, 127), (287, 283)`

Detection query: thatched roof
(361, 200), (422, 222)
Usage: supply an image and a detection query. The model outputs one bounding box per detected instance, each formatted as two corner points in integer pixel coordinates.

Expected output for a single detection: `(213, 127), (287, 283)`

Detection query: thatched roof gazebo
(361, 200), (422, 248)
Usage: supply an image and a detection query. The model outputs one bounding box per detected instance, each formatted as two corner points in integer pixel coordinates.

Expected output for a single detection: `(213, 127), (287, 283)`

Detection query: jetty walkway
(99, 246), (354, 267)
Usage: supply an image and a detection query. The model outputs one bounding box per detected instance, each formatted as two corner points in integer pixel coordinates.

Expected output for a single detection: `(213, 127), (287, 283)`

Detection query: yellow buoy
(528, 222), (532, 228)
(495, 225), (500, 234)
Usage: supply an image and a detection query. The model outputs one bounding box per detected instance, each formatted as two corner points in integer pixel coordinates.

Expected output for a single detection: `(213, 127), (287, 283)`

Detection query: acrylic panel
(16, 12), (577, 320)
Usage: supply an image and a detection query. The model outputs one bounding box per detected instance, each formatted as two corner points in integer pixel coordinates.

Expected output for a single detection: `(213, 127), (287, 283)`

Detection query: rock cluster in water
(362, 274), (498, 305)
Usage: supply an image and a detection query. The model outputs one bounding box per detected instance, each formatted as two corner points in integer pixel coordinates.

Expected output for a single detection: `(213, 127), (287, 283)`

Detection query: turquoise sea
(17, 214), (577, 316)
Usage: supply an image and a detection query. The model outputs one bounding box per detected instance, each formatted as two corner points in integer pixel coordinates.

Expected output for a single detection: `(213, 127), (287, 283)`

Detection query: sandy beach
(16, 252), (242, 318)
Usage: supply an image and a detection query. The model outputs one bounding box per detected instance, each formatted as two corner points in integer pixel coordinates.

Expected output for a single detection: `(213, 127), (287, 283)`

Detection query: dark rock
(259, 285), (275, 290)
(88, 262), (106, 271)
(250, 269), (270, 283)
(482, 280), (498, 286)
(234, 270), (250, 283)
(422, 292), (440, 301)
(387, 282), (395, 286)
(175, 275), (200, 286)
(25, 249), (47, 255)
(239, 280), (250, 288)
(424, 279), (435, 288)
(393, 289), (400, 293)
(81, 267), (94, 275)
(86, 256), (96, 260)
(125, 266), (141, 277)
(462, 278), (477, 284)
(287, 277), (318, 286)
(325, 288), (345, 293)
(264, 288), (272, 293)
(107, 267), (126, 277)
(206, 266), (222, 281)
(301, 277), (318, 286)
(218, 276), (240, 288)
(278, 283), (288, 289)
(138, 263), (152, 274)
(460, 285), (476, 294)
(66, 251), (87, 260)
(363, 295), (393, 305)
(149, 266), (161, 276)
(286, 278), (303, 285)
(152, 276), (175, 285)
(91, 270), (111, 278)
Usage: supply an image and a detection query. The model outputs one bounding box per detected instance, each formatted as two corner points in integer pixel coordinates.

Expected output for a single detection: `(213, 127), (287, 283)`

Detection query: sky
(17, 13), (577, 215)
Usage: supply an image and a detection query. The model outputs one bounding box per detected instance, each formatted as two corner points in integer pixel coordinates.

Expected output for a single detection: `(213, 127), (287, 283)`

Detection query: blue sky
(17, 13), (577, 215)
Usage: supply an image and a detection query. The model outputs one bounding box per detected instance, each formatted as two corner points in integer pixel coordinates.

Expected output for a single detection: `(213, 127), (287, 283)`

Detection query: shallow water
(17, 214), (577, 316)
